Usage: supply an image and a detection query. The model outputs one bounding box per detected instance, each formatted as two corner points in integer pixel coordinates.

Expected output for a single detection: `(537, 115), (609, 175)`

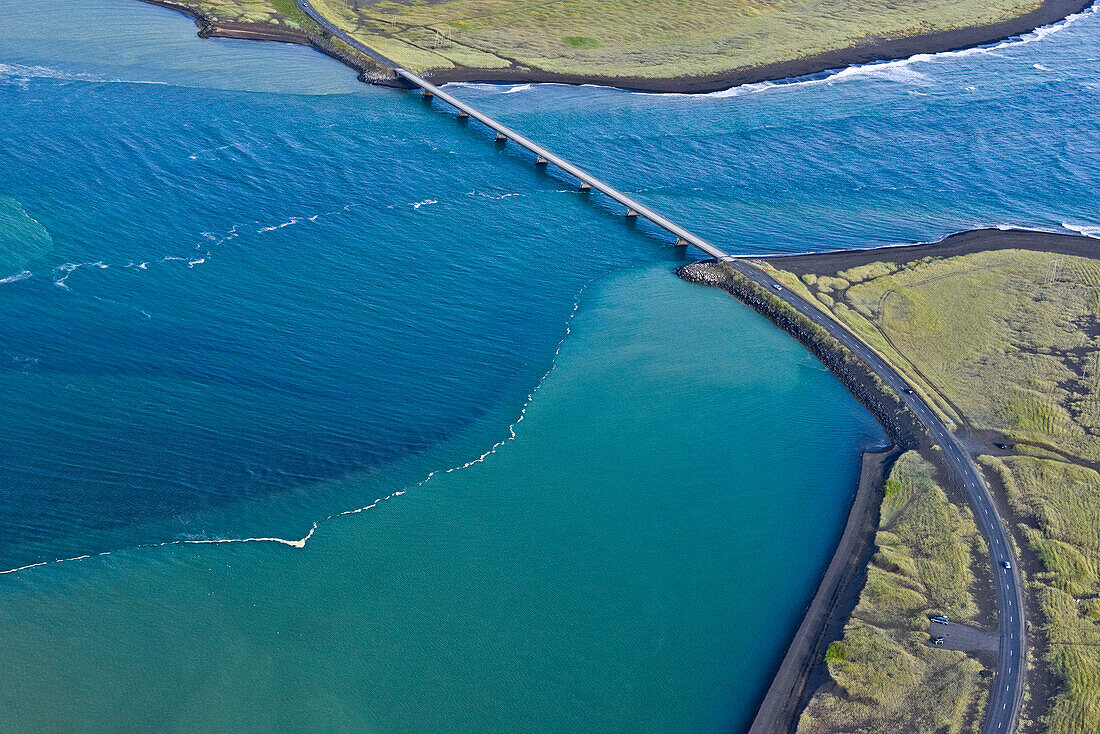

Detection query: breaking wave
(0, 283), (590, 576)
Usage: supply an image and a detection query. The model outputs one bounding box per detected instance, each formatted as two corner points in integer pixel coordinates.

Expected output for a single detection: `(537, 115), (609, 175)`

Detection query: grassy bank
(178, 0), (1052, 82)
(983, 455), (1100, 734)
(797, 451), (989, 734)
(768, 243), (1100, 732)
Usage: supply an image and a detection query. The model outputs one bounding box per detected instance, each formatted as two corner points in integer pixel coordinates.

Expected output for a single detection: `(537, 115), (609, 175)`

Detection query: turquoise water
(1, 0), (1098, 730)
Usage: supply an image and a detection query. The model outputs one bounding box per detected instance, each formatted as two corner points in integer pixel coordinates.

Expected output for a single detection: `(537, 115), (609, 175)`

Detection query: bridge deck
(394, 69), (730, 260)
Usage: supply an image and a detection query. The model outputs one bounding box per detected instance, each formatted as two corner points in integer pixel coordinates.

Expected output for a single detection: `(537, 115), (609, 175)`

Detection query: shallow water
(1, 0), (1098, 730)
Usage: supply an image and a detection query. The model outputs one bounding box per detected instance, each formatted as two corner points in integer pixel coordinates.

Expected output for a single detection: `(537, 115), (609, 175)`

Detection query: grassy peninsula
(156, 0), (1088, 90)
(799, 451), (989, 734)
(765, 231), (1100, 734)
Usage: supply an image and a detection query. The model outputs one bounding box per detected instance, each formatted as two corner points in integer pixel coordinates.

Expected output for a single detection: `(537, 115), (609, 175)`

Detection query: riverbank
(676, 259), (929, 732)
(138, 0), (1092, 93)
(705, 230), (1100, 732)
(746, 446), (901, 734)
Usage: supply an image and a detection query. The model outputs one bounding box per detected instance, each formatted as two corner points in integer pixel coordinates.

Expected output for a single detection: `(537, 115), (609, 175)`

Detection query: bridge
(393, 69), (730, 259)
(293, 0), (728, 259)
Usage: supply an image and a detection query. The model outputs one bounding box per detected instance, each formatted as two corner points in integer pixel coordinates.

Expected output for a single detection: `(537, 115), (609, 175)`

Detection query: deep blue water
(0, 1), (1098, 729)
(3, 1), (1094, 572)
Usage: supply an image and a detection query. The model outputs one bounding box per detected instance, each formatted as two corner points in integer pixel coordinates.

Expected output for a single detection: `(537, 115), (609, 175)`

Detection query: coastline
(137, 0), (1092, 93)
(676, 259), (928, 733)
(682, 229), (1097, 730)
(762, 227), (1100, 278)
(746, 445), (901, 734)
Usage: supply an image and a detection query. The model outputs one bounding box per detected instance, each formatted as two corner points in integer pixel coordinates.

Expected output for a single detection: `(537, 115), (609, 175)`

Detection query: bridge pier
(495, 132), (507, 142)
(578, 182), (591, 191)
(625, 208), (639, 218)
(422, 90), (434, 99)
(675, 237), (689, 247)
(456, 110), (469, 119)
(536, 155), (549, 165)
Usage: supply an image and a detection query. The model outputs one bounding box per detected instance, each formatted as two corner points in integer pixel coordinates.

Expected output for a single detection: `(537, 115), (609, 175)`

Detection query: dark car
(903, 388), (915, 394)
(996, 443), (1010, 450)
(932, 637), (945, 646)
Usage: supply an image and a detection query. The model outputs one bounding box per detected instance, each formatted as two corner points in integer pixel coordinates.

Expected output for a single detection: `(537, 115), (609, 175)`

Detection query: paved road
(726, 259), (1026, 733)
(295, 0), (400, 68)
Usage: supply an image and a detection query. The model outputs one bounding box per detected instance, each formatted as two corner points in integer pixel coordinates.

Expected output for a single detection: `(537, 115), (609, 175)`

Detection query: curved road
(290, 3), (1026, 728)
(726, 259), (1026, 733)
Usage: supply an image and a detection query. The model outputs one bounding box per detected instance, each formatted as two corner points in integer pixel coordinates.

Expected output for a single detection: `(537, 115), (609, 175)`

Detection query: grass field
(777, 247), (1100, 733)
(185, 0), (1042, 79)
(982, 455), (1100, 734)
(765, 250), (1100, 463)
(797, 451), (989, 734)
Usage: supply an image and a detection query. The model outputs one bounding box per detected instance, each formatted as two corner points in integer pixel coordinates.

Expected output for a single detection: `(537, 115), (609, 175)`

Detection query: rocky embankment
(678, 260), (925, 449)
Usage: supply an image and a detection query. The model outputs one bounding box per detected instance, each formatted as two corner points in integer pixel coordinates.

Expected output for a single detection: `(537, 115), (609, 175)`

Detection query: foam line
(0, 284), (591, 577)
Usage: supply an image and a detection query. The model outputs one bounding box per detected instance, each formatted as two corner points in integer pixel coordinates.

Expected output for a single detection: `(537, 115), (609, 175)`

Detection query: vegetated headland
(681, 228), (1100, 733)
(140, 0), (1092, 92)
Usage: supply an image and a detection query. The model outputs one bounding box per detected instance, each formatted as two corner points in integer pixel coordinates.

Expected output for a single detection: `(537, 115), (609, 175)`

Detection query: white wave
(53, 261), (106, 289)
(503, 84), (532, 94)
(0, 62), (167, 87)
(1062, 222), (1100, 238)
(411, 199), (438, 209)
(466, 190), (524, 201)
(257, 217), (301, 233)
(1034, 63), (1053, 70)
(0, 270), (31, 284)
(0, 284), (592, 577)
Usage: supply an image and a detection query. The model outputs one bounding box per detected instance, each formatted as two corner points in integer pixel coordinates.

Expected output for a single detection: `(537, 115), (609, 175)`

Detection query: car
(932, 637), (945, 646)
(903, 388), (915, 394)
(996, 443), (1010, 450)
(772, 284), (782, 291)
(1002, 560), (1012, 569)
(931, 615), (949, 625)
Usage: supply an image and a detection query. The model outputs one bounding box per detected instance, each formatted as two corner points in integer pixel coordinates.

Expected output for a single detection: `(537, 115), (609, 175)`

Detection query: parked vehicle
(931, 615), (949, 625)
(932, 637), (945, 646)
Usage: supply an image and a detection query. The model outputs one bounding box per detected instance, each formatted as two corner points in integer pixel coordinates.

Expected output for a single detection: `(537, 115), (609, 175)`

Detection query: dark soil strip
(764, 228), (1099, 279)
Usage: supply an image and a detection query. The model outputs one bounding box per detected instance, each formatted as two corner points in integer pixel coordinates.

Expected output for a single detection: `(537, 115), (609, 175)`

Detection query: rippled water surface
(1, 0), (1098, 730)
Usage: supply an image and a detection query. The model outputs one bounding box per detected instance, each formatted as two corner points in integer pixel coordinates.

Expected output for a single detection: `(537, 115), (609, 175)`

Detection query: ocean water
(1, 0), (1098, 730)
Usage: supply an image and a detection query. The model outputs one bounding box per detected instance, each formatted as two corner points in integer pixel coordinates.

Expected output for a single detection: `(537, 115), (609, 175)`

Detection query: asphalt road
(726, 258), (1026, 733)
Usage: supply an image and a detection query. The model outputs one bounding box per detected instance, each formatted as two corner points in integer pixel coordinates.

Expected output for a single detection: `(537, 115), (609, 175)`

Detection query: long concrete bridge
(393, 69), (730, 259)
(294, 0), (728, 259)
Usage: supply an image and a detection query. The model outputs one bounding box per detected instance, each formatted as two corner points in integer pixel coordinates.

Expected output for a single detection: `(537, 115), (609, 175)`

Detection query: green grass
(981, 456), (1100, 734)
(774, 250), (1100, 463)
(778, 248), (1100, 733)
(797, 452), (988, 734)
(193, 0), (316, 30)
(191, 0), (1043, 78)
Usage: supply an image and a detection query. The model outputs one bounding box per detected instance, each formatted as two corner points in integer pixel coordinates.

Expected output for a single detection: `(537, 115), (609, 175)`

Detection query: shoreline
(675, 228), (1097, 731)
(746, 445), (901, 734)
(676, 259), (928, 733)
(760, 227), (1100, 278)
(137, 0), (1092, 94)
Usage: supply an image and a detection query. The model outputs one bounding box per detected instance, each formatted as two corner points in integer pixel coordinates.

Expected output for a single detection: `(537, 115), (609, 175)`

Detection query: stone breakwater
(677, 260), (925, 451)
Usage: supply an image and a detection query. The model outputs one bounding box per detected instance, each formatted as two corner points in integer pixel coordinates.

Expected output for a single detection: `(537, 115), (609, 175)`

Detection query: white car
(1002, 560), (1012, 570)
(772, 284), (782, 291)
